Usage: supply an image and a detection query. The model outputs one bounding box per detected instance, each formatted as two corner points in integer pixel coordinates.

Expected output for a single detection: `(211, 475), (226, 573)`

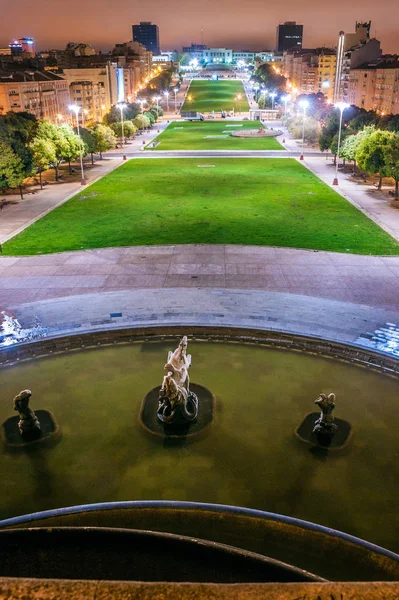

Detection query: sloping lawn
(181, 80), (250, 113)
(147, 120), (283, 151)
(3, 158), (399, 255)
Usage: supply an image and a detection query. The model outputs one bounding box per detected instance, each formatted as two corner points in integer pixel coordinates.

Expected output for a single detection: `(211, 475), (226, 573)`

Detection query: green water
(0, 340), (398, 552)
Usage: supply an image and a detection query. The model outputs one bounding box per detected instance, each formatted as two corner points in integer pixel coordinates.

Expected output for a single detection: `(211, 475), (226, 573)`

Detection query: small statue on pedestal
(312, 393), (338, 440)
(13, 389), (41, 438)
(157, 336), (198, 425)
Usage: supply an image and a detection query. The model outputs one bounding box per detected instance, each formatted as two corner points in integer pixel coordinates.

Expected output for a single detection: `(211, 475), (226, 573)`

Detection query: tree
(143, 111), (155, 125)
(103, 102), (141, 125)
(133, 115), (151, 130)
(339, 125), (376, 170)
(150, 105), (163, 118)
(356, 130), (395, 189)
(89, 124), (116, 159)
(110, 120), (137, 139)
(29, 137), (56, 188)
(0, 142), (26, 198)
(35, 120), (70, 181)
(286, 115), (320, 144)
(382, 134), (399, 199)
(79, 127), (96, 164)
(0, 112), (36, 185)
(60, 124), (84, 174)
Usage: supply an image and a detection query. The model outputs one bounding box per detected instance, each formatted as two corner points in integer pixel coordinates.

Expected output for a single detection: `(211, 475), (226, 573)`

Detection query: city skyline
(1, 0), (398, 53)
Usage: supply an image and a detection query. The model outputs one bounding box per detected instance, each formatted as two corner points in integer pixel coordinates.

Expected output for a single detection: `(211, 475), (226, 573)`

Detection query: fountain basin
(0, 327), (398, 579)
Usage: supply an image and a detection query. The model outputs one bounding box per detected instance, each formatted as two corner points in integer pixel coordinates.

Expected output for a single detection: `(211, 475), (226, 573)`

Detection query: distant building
(9, 41), (23, 57)
(132, 22), (160, 56)
(63, 64), (119, 123)
(19, 37), (36, 54)
(276, 22), (303, 53)
(349, 56), (399, 114)
(283, 48), (336, 100)
(334, 21), (381, 102)
(0, 70), (69, 121)
(182, 45), (277, 65)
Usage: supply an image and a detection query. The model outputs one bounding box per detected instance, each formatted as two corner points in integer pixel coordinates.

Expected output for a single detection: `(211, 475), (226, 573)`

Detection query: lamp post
(269, 91), (277, 112)
(82, 108), (89, 128)
(298, 99), (309, 161)
(68, 104), (86, 185)
(332, 101), (350, 185)
(117, 102), (126, 146)
(164, 90), (170, 112)
(174, 87), (178, 113)
(281, 94), (291, 119)
(235, 93), (242, 115)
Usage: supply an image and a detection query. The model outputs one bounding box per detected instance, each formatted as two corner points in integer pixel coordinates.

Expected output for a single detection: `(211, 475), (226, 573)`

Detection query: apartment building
(349, 59), (399, 114)
(63, 64), (119, 124)
(0, 70), (69, 121)
(283, 48), (336, 99)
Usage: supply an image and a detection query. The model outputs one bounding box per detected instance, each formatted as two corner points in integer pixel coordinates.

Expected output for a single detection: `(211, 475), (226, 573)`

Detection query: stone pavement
(1, 245), (398, 312)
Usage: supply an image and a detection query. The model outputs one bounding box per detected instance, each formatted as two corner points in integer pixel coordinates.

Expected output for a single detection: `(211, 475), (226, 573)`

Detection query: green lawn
(3, 158), (399, 255)
(147, 121), (283, 151)
(181, 80), (250, 113)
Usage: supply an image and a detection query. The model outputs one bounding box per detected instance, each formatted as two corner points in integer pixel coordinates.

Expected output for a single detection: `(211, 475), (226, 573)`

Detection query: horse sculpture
(312, 393), (338, 439)
(158, 336), (198, 425)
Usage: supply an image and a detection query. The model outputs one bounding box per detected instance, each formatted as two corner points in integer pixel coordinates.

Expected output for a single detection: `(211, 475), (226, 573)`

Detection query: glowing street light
(174, 87), (179, 113)
(332, 101), (350, 185)
(281, 94), (291, 119)
(68, 104), (86, 185)
(153, 95), (160, 113)
(117, 102), (126, 146)
(298, 99), (309, 161)
(164, 90), (170, 111)
(235, 93), (243, 115)
(269, 91), (277, 111)
(138, 99), (146, 113)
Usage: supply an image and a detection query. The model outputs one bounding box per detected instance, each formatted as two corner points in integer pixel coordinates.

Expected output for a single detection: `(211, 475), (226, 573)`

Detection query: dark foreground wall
(0, 579), (398, 600)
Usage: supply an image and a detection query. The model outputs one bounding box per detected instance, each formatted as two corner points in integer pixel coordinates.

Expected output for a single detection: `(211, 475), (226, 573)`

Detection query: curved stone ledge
(1, 325), (399, 379)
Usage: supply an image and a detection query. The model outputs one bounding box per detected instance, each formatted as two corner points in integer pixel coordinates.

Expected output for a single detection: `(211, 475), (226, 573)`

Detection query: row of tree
(0, 103), (163, 197)
(340, 126), (399, 198)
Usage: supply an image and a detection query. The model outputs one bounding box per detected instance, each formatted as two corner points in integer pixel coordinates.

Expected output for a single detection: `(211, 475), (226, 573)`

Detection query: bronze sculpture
(13, 389), (41, 437)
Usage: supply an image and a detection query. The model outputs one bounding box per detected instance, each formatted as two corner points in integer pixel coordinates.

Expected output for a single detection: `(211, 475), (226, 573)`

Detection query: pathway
(0, 245), (398, 312)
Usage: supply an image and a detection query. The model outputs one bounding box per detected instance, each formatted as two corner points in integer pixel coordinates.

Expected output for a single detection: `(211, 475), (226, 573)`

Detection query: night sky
(1, 0), (398, 53)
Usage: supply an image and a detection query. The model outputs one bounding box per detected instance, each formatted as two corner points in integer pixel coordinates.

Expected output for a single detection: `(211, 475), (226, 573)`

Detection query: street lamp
(269, 91), (277, 112)
(332, 101), (350, 185)
(281, 94), (291, 119)
(235, 93), (242, 115)
(174, 87), (178, 113)
(68, 104), (86, 185)
(138, 99), (146, 114)
(298, 99), (309, 161)
(82, 108), (89, 128)
(164, 90), (170, 111)
(117, 102), (126, 146)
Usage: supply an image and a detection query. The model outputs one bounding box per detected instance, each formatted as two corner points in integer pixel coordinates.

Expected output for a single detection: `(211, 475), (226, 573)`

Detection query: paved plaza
(1, 245), (399, 311)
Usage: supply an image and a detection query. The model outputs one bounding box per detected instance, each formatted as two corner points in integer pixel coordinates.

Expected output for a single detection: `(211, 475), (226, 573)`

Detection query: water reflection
(356, 322), (399, 357)
(0, 312), (47, 347)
